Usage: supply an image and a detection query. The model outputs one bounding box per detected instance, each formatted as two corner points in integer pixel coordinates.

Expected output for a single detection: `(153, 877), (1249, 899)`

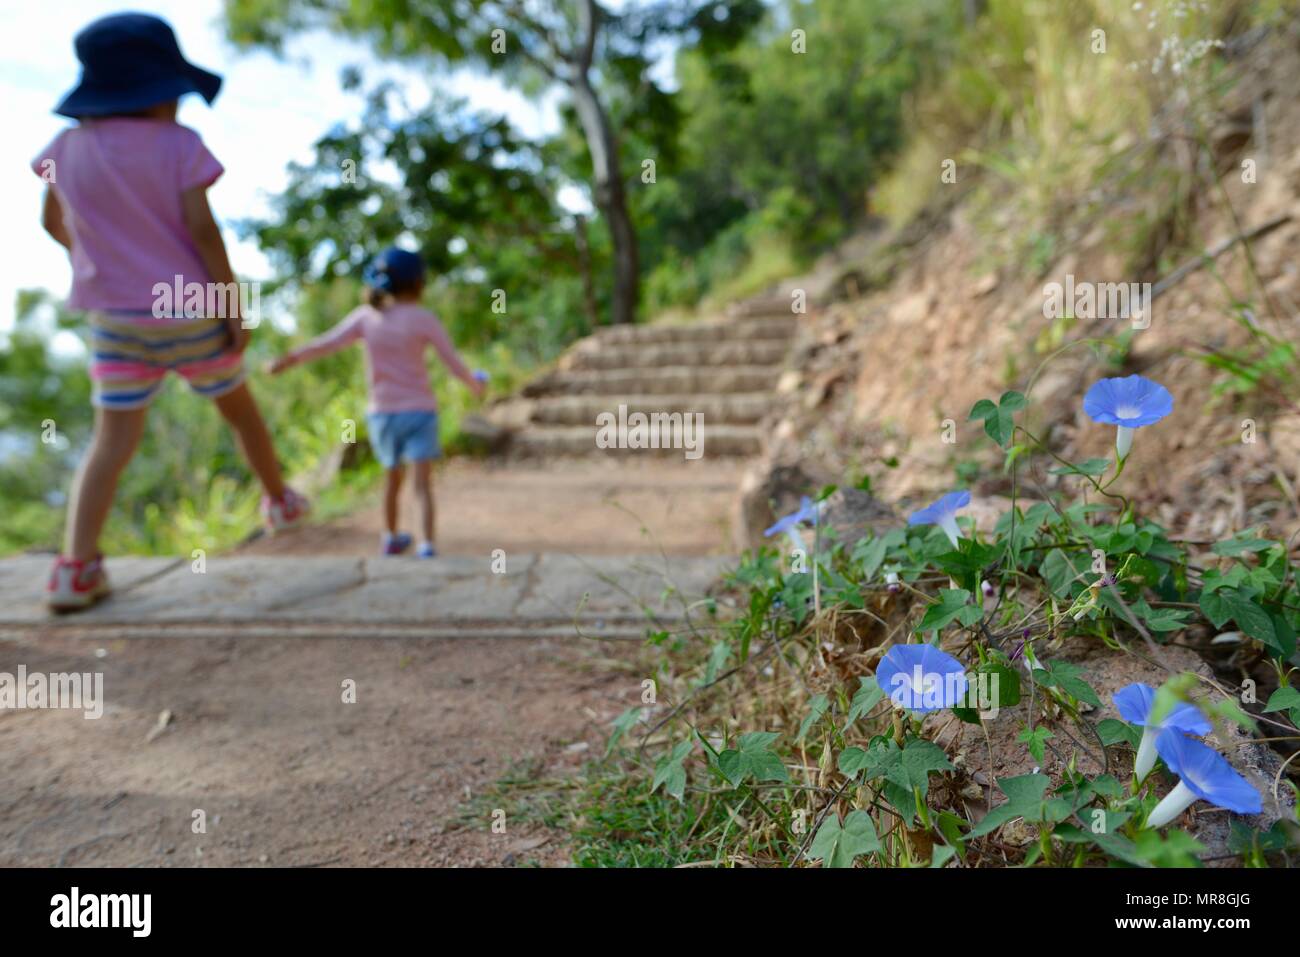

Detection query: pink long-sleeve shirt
(293, 303), (474, 413)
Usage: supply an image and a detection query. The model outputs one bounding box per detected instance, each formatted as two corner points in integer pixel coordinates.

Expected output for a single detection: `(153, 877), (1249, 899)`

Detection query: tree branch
(575, 0), (600, 75)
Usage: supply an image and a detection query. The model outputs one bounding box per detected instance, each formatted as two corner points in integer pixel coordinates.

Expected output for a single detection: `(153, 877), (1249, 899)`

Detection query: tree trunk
(572, 213), (600, 333)
(963, 0), (987, 28)
(569, 1), (638, 325)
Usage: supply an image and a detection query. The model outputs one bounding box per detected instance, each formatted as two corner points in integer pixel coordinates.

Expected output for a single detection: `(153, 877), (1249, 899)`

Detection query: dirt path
(2, 629), (636, 867)
(239, 458), (743, 558)
(0, 459), (741, 867)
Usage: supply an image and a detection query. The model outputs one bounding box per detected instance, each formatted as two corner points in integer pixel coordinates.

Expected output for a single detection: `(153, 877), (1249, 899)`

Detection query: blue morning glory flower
(875, 643), (968, 713)
(764, 496), (820, 554)
(764, 496), (818, 537)
(1113, 682), (1212, 780)
(907, 490), (970, 548)
(1083, 375), (1173, 460)
(1146, 727), (1262, 828)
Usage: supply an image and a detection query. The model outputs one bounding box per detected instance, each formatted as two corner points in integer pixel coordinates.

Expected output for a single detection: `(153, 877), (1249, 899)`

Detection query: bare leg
(212, 382), (287, 500)
(412, 459), (435, 545)
(65, 406), (149, 561)
(383, 465), (405, 535)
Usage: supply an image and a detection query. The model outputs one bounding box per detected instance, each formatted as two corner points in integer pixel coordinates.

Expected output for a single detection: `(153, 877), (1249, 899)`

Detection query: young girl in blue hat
(33, 13), (309, 611)
(268, 249), (486, 558)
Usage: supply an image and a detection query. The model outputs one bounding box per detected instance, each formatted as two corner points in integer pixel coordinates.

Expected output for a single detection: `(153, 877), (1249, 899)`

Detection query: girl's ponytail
(366, 286), (391, 309)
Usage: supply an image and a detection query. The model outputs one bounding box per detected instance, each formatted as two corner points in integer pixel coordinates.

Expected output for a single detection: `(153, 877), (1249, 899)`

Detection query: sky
(0, 0), (571, 339)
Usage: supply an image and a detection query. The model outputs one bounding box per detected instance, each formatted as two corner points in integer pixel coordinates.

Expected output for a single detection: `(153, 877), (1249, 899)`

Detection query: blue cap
(55, 14), (222, 118)
(363, 247), (426, 293)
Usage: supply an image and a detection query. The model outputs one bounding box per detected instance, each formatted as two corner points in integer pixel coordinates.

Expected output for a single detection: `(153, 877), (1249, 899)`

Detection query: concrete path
(0, 553), (727, 641)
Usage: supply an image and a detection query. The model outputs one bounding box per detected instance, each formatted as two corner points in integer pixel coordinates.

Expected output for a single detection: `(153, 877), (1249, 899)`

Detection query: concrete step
(523, 365), (783, 397)
(564, 339), (790, 372)
(509, 424), (762, 458)
(0, 554), (730, 633)
(530, 393), (774, 426)
(728, 297), (804, 319)
(596, 318), (796, 346)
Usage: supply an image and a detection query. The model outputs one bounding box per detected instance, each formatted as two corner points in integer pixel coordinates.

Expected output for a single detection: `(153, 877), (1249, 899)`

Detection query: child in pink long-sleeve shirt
(269, 248), (484, 557)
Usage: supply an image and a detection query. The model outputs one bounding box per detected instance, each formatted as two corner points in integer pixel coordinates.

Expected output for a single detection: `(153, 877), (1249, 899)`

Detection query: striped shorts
(88, 311), (245, 409)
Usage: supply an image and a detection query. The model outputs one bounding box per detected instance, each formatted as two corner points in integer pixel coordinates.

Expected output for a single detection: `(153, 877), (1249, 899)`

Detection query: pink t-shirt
(31, 118), (224, 313)
(294, 303), (475, 414)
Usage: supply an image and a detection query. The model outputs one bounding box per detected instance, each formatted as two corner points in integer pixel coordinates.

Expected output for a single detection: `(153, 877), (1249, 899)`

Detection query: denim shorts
(367, 411), (440, 468)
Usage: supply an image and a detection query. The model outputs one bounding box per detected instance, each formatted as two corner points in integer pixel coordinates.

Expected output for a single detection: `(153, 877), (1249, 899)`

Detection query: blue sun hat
(55, 13), (223, 119)
(364, 247), (426, 294)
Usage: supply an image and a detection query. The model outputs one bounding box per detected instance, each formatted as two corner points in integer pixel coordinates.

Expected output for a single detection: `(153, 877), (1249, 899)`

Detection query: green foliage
(236, 90), (601, 359)
(639, 0), (955, 312)
(716, 732), (788, 787)
(0, 284), (510, 557)
(579, 368), (1300, 867)
(808, 810), (880, 868)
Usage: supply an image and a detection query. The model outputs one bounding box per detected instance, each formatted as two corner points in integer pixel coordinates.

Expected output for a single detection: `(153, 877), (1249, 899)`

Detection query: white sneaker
(46, 555), (111, 613)
(261, 487), (312, 532)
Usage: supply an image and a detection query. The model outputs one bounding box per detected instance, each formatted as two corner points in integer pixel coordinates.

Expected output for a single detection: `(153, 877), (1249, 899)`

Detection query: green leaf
(1263, 686), (1300, 713)
(1036, 659), (1102, 708)
(716, 731), (789, 786)
(918, 588), (983, 631)
(899, 739), (954, 793)
(930, 845), (958, 868)
(1198, 589), (1233, 629)
(1228, 819), (1294, 856)
(796, 694), (830, 743)
(606, 706), (642, 756)
(969, 394), (1021, 448)
(807, 810), (880, 868)
(936, 810), (968, 857)
(1040, 548), (1083, 598)
(1133, 829), (1206, 868)
(1221, 591), (1278, 651)
(837, 746), (873, 778)
(998, 390), (1027, 412)
(968, 773), (1052, 838)
(839, 738), (953, 824)
(1097, 717), (1140, 749)
(953, 660), (1021, 723)
(1018, 726), (1054, 764)
(1048, 458), (1111, 477)
(1132, 599), (1190, 633)
(1207, 696), (1257, 732)
(844, 678), (885, 729)
(1212, 528), (1274, 556)
(852, 531), (903, 581)
(651, 739), (693, 801)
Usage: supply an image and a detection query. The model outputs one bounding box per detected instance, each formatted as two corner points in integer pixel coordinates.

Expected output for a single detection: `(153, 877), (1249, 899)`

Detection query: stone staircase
(498, 310), (799, 458)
